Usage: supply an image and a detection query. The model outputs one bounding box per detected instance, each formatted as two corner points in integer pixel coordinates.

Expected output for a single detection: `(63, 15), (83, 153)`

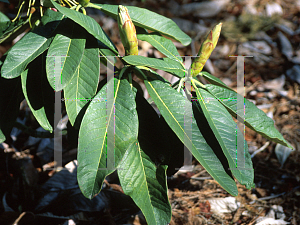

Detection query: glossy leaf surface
(77, 78), (138, 198)
(205, 84), (293, 149)
(144, 79), (238, 196)
(123, 55), (185, 78)
(97, 4), (191, 46)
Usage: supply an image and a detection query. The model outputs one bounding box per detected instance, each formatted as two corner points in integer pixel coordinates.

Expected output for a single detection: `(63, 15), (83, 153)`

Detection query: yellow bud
(118, 5), (138, 56)
(191, 23), (222, 77)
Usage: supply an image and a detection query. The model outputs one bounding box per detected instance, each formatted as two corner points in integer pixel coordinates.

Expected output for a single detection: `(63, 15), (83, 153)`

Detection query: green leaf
(21, 54), (54, 132)
(205, 84), (293, 149)
(64, 47), (100, 126)
(137, 29), (182, 62)
(192, 100), (233, 178)
(134, 66), (169, 83)
(0, 12), (10, 25)
(0, 17), (33, 44)
(77, 78), (138, 198)
(135, 92), (173, 169)
(1, 10), (64, 78)
(144, 79), (238, 196)
(118, 142), (171, 225)
(0, 20), (11, 40)
(123, 55), (185, 78)
(97, 40), (117, 67)
(0, 18), (31, 44)
(0, 130), (4, 143)
(201, 71), (232, 90)
(41, 8), (64, 25)
(51, 0), (118, 54)
(97, 4), (191, 46)
(99, 49), (116, 67)
(135, 91), (184, 176)
(46, 19), (86, 91)
(0, 59), (5, 142)
(194, 86), (254, 189)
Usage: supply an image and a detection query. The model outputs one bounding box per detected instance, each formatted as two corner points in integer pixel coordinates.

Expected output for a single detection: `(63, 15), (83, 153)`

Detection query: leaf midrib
(90, 79), (121, 191)
(146, 81), (192, 144)
(195, 87), (243, 179)
(3, 35), (51, 77)
(139, 33), (180, 62)
(137, 143), (156, 224)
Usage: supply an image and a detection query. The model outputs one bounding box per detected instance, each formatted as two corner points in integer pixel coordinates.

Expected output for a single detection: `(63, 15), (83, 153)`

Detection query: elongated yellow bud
(191, 23), (222, 77)
(118, 5), (138, 56)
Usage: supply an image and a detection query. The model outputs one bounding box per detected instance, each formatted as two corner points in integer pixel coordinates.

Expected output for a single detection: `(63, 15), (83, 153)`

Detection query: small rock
(291, 50), (300, 64)
(172, 18), (208, 35)
(275, 144), (293, 168)
(248, 99), (256, 105)
(264, 74), (285, 90)
(266, 111), (273, 119)
(238, 42), (272, 65)
(297, 0), (300, 9)
(204, 59), (215, 75)
(244, 4), (259, 15)
(275, 23), (295, 36)
(286, 65), (300, 84)
(243, 41), (272, 55)
(267, 91), (276, 99)
(211, 44), (230, 59)
(221, 78), (232, 86)
(249, 90), (257, 96)
(277, 31), (293, 60)
(178, 0), (230, 18)
(255, 31), (277, 46)
(278, 90), (288, 97)
(256, 104), (273, 110)
(265, 3), (283, 17)
(173, 42), (186, 49)
(257, 86), (265, 92)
